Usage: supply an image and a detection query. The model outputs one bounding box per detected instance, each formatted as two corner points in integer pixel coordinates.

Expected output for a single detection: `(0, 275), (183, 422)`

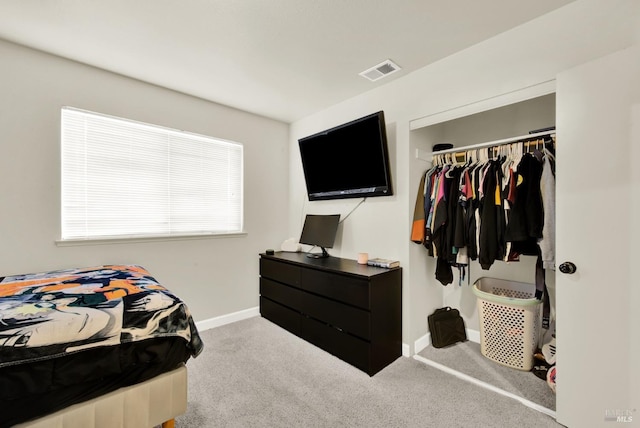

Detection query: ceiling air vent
(359, 59), (401, 82)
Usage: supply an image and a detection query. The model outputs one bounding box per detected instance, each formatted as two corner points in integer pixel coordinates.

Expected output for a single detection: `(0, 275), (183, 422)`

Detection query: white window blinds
(61, 107), (243, 240)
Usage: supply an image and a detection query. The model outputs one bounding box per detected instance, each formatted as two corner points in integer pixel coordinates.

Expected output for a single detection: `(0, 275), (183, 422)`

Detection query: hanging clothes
(431, 165), (454, 285)
(539, 150), (556, 270)
(478, 160), (506, 270)
(411, 164), (439, 249)
(411, 172), (428, 244)
(444, 166), (464, 265)
(504, 153), (544, 256)
(411, 134), (556, 286)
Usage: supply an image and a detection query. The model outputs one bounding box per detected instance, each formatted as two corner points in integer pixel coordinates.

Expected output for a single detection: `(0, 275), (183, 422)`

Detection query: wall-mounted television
(298, 111), (393, 201)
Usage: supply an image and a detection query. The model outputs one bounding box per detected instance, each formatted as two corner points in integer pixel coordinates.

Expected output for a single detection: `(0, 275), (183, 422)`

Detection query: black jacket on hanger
(505, 154), (544, 255)
(432, 168), (454, 285)
(478, 160), (506, 269)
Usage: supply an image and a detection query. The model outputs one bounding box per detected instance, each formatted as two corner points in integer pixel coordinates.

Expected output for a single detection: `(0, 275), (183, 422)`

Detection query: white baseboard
(466, 328), (481, 344)
(195, 306), (260, 331)
(413, 328), (480, 355)
(414, 332), (431, 355)
(402, 343), (411, 357)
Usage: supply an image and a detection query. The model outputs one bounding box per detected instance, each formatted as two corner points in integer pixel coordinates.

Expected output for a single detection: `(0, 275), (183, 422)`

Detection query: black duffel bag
(428, 307), (467, 348)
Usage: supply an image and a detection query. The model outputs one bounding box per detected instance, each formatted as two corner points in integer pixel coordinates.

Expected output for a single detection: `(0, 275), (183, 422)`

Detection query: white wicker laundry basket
(472, 277), (542, 371)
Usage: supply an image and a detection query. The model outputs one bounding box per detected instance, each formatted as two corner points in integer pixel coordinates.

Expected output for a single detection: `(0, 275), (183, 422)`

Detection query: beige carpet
(417, 340), (555, 411)
(176, 317), (561, 427)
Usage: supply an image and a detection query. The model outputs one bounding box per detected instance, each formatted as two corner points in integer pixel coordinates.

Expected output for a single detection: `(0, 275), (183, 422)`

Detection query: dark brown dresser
(259, 252), (402, 376)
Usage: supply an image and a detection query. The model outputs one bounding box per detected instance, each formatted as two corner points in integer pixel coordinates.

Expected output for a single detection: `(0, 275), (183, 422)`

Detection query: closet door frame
(409, 45), (639, 425)
(409, 80), (558, 417)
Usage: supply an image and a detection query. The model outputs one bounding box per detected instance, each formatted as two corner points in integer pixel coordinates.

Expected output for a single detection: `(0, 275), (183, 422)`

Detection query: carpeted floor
(176, 317), (561, 427)
(417, 340), (555, 411)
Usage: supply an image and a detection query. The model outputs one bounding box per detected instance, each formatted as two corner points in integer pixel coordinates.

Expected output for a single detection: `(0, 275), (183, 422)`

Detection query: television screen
(298, 111), (393, 201)
(299, 214), (340, 258)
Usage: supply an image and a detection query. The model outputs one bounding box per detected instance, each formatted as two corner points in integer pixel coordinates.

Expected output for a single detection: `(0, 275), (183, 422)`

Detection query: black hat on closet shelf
(433, 143), (453, 152)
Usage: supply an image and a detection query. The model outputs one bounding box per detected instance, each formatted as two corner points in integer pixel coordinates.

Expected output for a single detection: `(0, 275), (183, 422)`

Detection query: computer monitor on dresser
(299, 214), (340, 259)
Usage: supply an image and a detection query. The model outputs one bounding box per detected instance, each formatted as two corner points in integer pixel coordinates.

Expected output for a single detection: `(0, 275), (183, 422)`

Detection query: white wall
(289, 0), (639, 351)
(0, 39), (290, 322)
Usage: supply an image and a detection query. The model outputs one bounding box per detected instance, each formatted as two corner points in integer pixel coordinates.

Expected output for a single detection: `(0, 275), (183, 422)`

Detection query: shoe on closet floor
(547, 365), (557, 393)
(532, 360), (551, 380)
(542, 337), (556, 365)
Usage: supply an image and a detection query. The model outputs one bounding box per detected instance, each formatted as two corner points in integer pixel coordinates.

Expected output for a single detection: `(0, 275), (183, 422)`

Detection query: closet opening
(409, 92), (557, 416)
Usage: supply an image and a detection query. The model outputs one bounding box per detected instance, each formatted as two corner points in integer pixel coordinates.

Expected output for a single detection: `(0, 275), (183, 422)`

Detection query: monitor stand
(306, 247), (330, 259)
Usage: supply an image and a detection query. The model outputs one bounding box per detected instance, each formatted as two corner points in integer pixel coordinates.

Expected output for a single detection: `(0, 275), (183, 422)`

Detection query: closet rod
(431, 130), (555, 156)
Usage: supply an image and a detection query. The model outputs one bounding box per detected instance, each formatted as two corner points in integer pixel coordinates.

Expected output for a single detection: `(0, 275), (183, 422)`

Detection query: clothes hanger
(532, 138), (545, 161)
(543, 141), (556, 162)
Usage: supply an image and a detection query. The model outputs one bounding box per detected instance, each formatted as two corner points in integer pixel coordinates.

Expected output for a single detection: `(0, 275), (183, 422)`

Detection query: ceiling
(0, 1), (576, 123)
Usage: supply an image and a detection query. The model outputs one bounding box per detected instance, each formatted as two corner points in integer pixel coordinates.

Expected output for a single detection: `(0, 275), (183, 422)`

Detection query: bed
(0, 265), (203, 427)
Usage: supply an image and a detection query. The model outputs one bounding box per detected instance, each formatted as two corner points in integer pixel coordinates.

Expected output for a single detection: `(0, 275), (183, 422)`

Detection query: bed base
(15, 364), (187, 428)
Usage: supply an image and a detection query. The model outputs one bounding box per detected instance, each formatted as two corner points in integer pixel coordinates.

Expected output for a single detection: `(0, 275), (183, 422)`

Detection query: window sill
(55, 231), (248, 247)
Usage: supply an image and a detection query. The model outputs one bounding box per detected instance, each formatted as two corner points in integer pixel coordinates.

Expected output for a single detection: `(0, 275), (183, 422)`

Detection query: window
(61, 107), (243, 241)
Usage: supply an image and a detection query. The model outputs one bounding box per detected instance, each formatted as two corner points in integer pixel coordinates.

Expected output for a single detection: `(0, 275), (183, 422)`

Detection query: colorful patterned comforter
(0, 265), (203, 368)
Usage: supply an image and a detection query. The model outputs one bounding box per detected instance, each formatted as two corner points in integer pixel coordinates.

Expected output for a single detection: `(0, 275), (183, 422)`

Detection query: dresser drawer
(260, 297), (301, 336)
(300, 269), (369, 309)
(298, 291), (370, 340)
(261, 278), (370, 340)
(260, 258), (300, 286)
(301, 316), (370, 374)
(260, 277), (305, 311)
